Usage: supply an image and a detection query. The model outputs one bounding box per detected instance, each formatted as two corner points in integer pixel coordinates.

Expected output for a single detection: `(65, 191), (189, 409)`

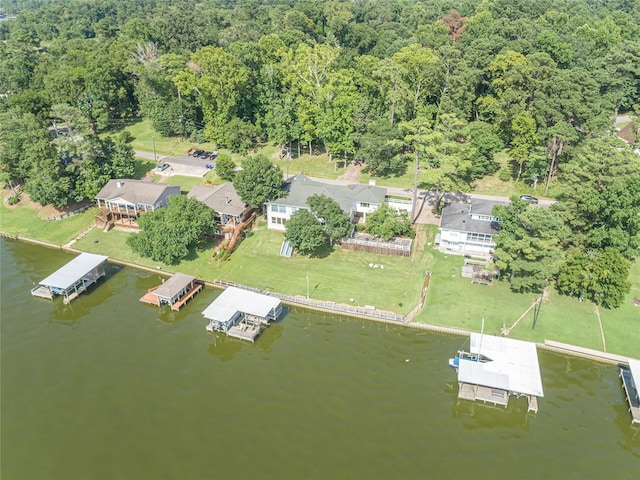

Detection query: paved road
(136, 148), (554, 209)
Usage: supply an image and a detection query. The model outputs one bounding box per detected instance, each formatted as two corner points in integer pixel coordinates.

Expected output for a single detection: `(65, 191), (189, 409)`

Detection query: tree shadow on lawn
(307, 243), (333, 259)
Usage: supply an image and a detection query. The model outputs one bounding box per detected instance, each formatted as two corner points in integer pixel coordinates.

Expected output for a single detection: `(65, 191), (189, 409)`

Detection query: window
(360, 202), (370, 208)
(271, 217), (286, 225)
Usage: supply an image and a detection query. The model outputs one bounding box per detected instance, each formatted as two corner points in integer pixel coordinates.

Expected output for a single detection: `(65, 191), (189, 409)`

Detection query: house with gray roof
(187, 183), (252, 227)
(95, 179), (180, 228)
(438, 199), (507, 257)
(266, 174), (387, 231)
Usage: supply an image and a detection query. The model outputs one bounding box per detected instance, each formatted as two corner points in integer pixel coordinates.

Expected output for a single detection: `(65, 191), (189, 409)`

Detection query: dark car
(519, 195), (539, 204)
(199, 151), (212, 159)
(192, 149), (204, 157)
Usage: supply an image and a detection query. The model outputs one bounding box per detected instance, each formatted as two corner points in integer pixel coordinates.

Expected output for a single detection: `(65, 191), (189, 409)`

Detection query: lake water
(1, 238), (639, 479)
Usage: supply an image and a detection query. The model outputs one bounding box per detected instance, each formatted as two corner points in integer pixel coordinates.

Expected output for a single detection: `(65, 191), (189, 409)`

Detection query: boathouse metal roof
(458, 333), (544, 397)
(202, 286), (281, 323)
(39, 253), (108, 289)
(152, 273), (195, 300)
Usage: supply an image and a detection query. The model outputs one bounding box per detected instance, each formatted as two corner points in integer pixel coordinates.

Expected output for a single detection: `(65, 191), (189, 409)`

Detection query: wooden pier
(458, 383), (508, 407)
(225, 318), (262, 343)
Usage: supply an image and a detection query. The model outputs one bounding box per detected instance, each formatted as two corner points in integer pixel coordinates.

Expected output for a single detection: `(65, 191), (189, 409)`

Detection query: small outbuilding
(202, 286), (282, 342)
(31, 253), (108, 304)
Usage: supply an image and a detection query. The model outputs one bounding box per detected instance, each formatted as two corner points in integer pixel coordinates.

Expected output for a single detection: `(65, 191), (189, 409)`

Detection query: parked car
(199, 151), (212, 159)
(519, 195), (539, 204)
(192, 149), (204, 157)
(157, 163), (170, 172)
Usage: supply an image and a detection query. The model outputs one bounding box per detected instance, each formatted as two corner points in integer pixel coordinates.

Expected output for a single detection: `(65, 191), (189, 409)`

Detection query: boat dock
(620, 358), (640, 426)
(452, 333), (544, 413)
(202, 286), (283, 342)
(31, 253), (108, 304)
(140, 273), (203, 311)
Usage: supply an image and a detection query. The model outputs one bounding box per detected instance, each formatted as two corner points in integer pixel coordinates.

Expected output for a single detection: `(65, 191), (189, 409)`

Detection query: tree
(284, 209), (326, 255)
(307, 194), (351, 244)
(365, 204), (412, 241)
(556, 248), (631, 309)
(215, 154), (237, 182)
(126, 195), (217, 265)
(233, 154), (283, 210)
(493, 198), (571, 293)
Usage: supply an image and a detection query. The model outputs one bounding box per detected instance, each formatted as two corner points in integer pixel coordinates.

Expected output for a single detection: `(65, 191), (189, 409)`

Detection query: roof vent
(116, 181), (124, 188)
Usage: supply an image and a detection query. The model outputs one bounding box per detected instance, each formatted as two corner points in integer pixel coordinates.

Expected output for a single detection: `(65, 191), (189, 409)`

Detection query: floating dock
(202, 286), (282, 342)
(620, 358), (640, 426)
(452, 333), (544, 413)
(140, 273), (203, 311)
(31, 253), (108, 304)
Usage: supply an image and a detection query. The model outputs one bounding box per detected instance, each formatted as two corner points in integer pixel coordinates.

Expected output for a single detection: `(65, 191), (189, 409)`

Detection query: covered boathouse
(139, 273), (203, 311)
(620, 358), (640, 426)
(453, 333), (544, 413)
(202, 286), (282, 342)
(31, 253), (108, 304)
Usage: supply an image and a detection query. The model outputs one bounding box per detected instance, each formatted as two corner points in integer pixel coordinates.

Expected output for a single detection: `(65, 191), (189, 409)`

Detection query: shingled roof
(440, 199), (507, 235)
(187, 183), (247, 216)
(270, 174), (386, 212)
(96, 179), (180, 206)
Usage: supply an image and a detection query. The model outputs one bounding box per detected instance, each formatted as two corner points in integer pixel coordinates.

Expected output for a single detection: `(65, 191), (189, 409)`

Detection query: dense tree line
(1, 0), (639, 306)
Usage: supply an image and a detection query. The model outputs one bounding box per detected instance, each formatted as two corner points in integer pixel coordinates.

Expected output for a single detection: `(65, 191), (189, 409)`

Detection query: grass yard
(0, 197), (97, 245)
(75, 223), (435, 315)
(124, 119), (216, 157)
(272, 153), (348, 180)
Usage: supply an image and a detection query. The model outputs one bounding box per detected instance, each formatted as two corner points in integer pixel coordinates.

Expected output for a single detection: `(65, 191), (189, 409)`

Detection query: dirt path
(594, 304), (607, 352)
(337, 163), (363, 183)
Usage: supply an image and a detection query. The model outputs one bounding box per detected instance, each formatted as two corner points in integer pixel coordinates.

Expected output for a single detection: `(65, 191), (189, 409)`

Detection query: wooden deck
(226, 321), (261, 343)
(139, 282), (203, 311)
(458, 382), (509, 407)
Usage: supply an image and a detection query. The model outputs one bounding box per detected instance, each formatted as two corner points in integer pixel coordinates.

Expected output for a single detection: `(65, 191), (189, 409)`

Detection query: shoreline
(2, 232), (632, 365)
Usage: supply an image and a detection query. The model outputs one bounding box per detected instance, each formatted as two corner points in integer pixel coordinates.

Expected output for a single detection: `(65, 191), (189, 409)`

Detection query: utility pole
(152, 136), (157, 163)
(306, 271), (309, 299)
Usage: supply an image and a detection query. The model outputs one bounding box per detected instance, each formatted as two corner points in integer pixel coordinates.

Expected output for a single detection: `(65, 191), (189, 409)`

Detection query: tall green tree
(556, 248), (631, 309)
(127, 195), (217, 265)
(233, 154), (283, 210)
(307, 194), (351, 244)
(493, 199), (571, 293)
(284, 208), (326, 255)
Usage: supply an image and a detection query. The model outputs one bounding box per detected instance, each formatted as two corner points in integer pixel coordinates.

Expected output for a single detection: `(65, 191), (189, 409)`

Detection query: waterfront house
(438, 199), (507, 258)
(266, 174), (386, 231)
(187, 183), (252, 229)
(95, 179), (180, 229)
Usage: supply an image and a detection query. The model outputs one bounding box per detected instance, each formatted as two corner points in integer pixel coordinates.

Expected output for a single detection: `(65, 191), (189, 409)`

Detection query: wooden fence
(42, 204), (92, 221)
(341, 234), (412, 257)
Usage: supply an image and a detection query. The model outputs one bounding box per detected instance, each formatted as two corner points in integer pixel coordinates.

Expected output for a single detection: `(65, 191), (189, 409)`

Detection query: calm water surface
(1, 238), (639, 479)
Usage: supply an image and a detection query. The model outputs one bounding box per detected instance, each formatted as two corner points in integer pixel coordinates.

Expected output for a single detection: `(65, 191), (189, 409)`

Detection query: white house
(266, 174), (387, 231)
(438, 199), (507, 257)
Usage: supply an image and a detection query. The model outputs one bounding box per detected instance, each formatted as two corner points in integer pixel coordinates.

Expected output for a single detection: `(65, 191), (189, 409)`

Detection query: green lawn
(0, 199), (97, 245)
(76, 222), (435, 315)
